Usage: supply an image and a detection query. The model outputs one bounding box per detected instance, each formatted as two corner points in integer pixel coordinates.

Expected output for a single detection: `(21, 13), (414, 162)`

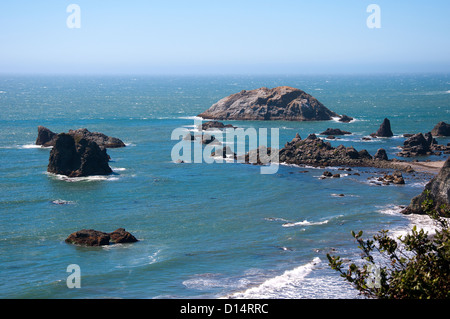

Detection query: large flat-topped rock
(198, 86), (342, 121)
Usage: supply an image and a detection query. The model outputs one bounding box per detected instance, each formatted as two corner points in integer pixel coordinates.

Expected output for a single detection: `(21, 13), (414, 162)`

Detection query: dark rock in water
(109, 228), (138, 244)
(65, 228), (138, 246)
(402, 157), (450, 216)
(374, 148), (389, 161)
(65, 229), (110, 246)
(199, 134), (221, 145)
(68, 128), (126, 149)
(397, 133), (438, 157)
(431, 121), (450, 137)
(211, 146), (236, 159)
(371, 118), (394, 138)
(47, 133), (112, 177)
(338, 114), (354, 123)
(199, 121), (236, 131)
(320, 128), (351, 136)
(36, 126), (58, 147)
(278, 133), (403, 170)
(35, 126), (125, 149)
(198, 86), (342, 121)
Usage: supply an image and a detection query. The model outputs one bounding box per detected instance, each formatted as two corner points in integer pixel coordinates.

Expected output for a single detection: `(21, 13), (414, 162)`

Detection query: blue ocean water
(0, 74), (449, 299)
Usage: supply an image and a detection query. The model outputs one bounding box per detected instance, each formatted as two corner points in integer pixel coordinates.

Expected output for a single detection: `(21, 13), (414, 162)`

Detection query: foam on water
(19, 144), (52, 149)
(282, 220), (329, 228)
(225, 257), (321, 299)
(46, 172), (119, 182)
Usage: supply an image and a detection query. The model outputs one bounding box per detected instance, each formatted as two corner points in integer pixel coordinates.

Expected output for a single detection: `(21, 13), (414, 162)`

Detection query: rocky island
(36, 126), (126, 149)
(35, 126), (127, 177)
(65, 228), (138, 246)
(47, 133), (113, 177)
(277, 133), (398, 169)
(198, 86), (348, 122)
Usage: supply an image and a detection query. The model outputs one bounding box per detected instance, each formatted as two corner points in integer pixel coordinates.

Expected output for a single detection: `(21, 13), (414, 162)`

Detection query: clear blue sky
(1, 0), (449, 74)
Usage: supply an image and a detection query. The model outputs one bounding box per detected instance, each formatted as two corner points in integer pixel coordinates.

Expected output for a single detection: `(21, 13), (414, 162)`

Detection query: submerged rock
(338, 114), (354, 123)
(198, 86), (342, 121)
(320, 128), (351, 136)
(198, 121), (236, 131)
(47, 133), (112, 177)
(65, 228), (138, 246)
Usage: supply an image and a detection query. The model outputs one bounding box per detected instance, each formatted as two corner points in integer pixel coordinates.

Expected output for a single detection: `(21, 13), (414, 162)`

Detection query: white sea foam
(282, 219), (329, 228)
(51, 199), (75, 205)
(183, 273), (250, 292)
(377, 204), (448, 238)
(225, 257), (321, 299)
(377, 204), (403, 216)
(19, 144), (52, 149)
(178, 116), (204, 120)
(112, 167), (127, 172)
(46, 172), (119, 182)
(330, 116), (341, 123)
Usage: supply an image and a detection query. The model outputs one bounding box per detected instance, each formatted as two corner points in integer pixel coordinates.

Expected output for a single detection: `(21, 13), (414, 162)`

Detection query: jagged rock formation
(277, 133), (401, 169)
(36, 126), (125, 149)
(371, 118), (394, 137)
(401, 157), (450, 216)
(47, 133), (112, 177)
(431, 121), (450, 136)
(397, 132), (450, 157)
(35, 126), (58, 147)
(68, 128), (126, 148)
(198, 86), (345, 121)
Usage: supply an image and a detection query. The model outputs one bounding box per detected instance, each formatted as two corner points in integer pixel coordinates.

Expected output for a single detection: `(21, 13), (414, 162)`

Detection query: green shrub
(327, 191), (450, 299)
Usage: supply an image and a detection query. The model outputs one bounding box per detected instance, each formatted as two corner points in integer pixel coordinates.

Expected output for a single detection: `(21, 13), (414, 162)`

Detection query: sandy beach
(394, 160), (445, 174)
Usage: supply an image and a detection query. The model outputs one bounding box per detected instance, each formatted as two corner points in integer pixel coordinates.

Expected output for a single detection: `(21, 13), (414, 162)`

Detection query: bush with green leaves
(327, 191), (450, 299)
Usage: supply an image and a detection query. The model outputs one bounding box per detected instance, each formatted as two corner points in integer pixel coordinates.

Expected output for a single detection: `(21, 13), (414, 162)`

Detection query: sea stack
(36, 126), (57, 147)
(47, 133), (112, 177)
(401, 157), (450, 216)
(198, 86), (344, 121)
(371, 118), (394, 138)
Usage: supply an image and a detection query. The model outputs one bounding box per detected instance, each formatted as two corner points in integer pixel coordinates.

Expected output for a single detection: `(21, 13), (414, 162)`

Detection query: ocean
(0, 74), (449, 299)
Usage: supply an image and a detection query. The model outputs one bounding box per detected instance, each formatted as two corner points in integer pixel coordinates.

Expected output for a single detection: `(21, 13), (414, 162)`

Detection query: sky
(1, 0), (450, 75)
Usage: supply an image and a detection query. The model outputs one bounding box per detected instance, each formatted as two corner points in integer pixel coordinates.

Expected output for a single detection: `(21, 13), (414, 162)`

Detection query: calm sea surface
(0, 74), (449, 298)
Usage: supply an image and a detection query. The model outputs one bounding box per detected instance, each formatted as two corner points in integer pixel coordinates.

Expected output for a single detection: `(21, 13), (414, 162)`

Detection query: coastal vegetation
(327, 192), (450, 299)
